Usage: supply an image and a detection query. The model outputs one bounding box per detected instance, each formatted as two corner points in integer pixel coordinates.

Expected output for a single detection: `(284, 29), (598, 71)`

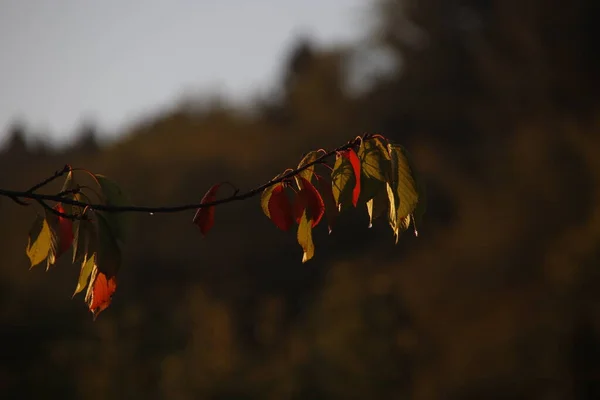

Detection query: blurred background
(1, 0), (600, 398)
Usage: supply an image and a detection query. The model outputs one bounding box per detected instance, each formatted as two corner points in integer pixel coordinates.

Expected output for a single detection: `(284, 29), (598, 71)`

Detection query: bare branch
(0, 136), (366, 215)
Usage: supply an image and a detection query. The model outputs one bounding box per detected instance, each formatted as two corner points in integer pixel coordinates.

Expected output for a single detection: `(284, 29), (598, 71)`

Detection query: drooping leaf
(44, 205), (73, 270)
(389, 145), (419, 220)
(71, 194), (95, 263)
(95, 212), (121, 277)
(267, 183), (293, 231)
(345, 149), (361, 206)
(73, 253), (95, 297)
(192, 183), (221, 237)
(60, 170), (79, 216)
(261, 173), (284, 219)
(357, 137), (392, 205)
(315, 174), (338, 234)
(297, 210), (314, 263)
(54, 204), (74, 257)
(385, 182), (398, 236)
(366, 188), (389, 228)
(85, 213), (122, 319)
(388, 145), (420, 242)
(94, 174), (131, 250)
(295, 150), (321, 188)
(297, 176), (324, 228)
(25, 215), (52, 268)
(359, 137), (391, 182)
(331, 149), (361, 210)
(85, 265), (117, 321)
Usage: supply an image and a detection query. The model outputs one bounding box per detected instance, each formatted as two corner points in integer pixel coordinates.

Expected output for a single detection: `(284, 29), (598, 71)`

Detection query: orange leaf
(342, 149), (361, 206)
(54, 204), (74, 257)
(86, 268), (117, 320)
(192, 183), (221, 237)
(267, 184), (293, 231)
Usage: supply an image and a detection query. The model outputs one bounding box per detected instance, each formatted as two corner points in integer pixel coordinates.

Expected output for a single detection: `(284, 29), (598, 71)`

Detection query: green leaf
(73, 253), (95, 297)
(295, 150), (321, 188)
(95, 212), (122, 277)
(388, 145), (420, 242)
(331, 152), (357, 210)
(358, 138), (391, 183)
(297, 210), (314, 263)
(366, 188), (389, 228)
(43, 209), (63, 271)
(357, 138), (392, 206)
(25, 215), (52, 268)
(95, 174), (131, 245)
(72, 216), (96, 263)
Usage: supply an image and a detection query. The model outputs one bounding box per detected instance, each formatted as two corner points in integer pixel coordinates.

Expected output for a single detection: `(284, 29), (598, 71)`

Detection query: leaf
(54, 204), (74, 257)
(71, 195), (95, 263)
(358, 137), (392, 204)
(297, 176), (324, 228)
(358, 137), (391, 182)
(345, 149), (361, 206)
(60, 170), (79, 216)
(315, 174), (338, 234)
(25, 215), (52, 268)
(192, 183), (221, 237)
(295, 150), (321, 188)
(72, 216), (96, 263)
(388, 145), (420, 242)
(44, 205), (73, 270)
(85, 212), (122, 319)
(297, 210), (314, 263)
(85, 265), (117, 321)
(267, 183), (294, 231)
(331, 148), (361, 209)
(385, 182), (398, 236)
(389, 145), (419, 220)
(261, 173), (283, 219)
(366, 188), (389, 228)
(95, 213), (121, 277)
(73, 253), (95, 297)
(94, 174), (131, 245)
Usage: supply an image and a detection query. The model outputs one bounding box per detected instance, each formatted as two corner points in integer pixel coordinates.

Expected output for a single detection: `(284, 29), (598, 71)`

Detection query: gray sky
(0, 0), (368, 142)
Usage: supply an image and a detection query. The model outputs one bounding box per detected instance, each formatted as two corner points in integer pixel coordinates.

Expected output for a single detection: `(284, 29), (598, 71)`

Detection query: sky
(0, 0), (369, 143)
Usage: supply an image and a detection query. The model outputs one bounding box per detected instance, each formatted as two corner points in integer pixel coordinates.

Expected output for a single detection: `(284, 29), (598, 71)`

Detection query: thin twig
(26, 164), (71, 194)
(0, 137), (363, 215)
(35, 199), (82, 220)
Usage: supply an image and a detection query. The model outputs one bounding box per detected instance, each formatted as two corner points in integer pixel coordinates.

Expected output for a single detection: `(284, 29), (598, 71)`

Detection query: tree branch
(0, 136), (365, 214)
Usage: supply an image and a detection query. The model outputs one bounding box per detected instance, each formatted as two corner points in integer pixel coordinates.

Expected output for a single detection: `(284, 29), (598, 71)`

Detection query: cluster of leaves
(23, 134), (423, 319)
(258, 134), (424, 262)
(25, 168), (130, 319)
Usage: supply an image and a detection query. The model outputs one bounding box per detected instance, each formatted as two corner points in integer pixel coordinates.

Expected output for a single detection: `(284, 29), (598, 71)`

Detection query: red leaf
(267, 184), (293, 231)
(54, 204), (74, 257)
(297, 176), (325, 228)
(342, 149), (361, 206)
(192, 183), (221, 236)
(87, 270), (117, 320)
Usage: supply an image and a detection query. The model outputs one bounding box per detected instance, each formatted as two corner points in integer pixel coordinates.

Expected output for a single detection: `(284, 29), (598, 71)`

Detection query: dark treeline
(1, 1), (600, 398)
